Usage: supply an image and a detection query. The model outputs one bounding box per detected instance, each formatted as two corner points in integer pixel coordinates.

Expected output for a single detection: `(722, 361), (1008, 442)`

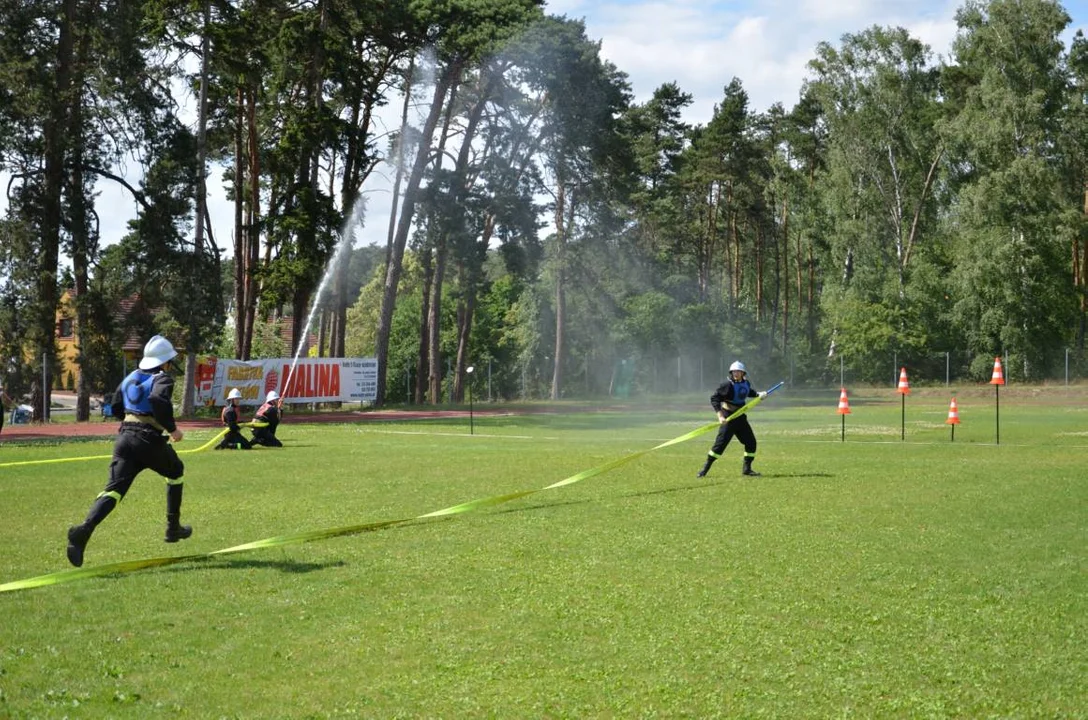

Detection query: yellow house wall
(55, 290), (79, 390)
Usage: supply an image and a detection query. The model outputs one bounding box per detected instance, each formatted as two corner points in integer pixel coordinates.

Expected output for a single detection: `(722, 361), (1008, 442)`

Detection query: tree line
(1, 0), (1086, 419)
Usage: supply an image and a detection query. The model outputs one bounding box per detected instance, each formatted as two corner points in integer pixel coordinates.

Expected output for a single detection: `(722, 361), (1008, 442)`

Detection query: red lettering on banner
(273, 362), (344, 400)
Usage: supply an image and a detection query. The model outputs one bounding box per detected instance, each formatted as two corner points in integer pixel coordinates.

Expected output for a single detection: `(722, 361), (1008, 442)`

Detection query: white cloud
(581, 0), (962, 124)
(800, 0), (884, 23)
(3, 0), (1077, 258)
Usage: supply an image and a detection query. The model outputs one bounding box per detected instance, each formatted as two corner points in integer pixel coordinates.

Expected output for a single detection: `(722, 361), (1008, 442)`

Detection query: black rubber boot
(165, 516), (192, 543)
(742, 457), (761, 476)
(66, 524), (92, 567)
(697, 456), (715, 478)
(164, 484), (192, 543)
(66, 494), (118, 567)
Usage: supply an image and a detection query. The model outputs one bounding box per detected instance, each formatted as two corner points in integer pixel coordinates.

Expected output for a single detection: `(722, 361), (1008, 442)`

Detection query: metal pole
(1066, 348), (1069, 385)
(488, 359), (492, 402)
(840, 355), (844, 388)
(42, 353), (48, 422)
(995, 384), (1000, 445)
(901, 393), (905, 442)
(946, 351), (950, 386)
(467, 369), (474, 435)
(893, 352), (897, 387)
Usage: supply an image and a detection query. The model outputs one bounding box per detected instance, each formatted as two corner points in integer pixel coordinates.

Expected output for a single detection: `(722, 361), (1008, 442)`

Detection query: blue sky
(5, 0), (1086, 255)
(548, 0), (1088, 123)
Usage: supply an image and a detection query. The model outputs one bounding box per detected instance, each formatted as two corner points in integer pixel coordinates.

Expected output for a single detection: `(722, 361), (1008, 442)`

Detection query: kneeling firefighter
(215, 388), (252, 450)
(250, 390), (284, 447)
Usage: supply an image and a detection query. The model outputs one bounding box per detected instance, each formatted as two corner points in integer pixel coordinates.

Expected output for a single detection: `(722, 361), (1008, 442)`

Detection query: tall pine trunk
(550, 180), (568, 401)
(426, 82), (460, 405)
(243, 86), (261, 360)
(69, 5), (91, 422)
(183, 0), (211, 415)
(233, 86), (246, 358)
(415, 244), (433, 405)
(34, 0), (77, 421)
(374, 60), (461, 406)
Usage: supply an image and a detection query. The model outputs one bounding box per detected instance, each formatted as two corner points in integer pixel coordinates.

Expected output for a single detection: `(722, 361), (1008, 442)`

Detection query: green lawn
(1, 389), (1086, 718)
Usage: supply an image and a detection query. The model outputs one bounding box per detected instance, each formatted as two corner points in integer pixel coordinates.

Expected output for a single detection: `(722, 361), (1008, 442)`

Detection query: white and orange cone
(990, 357), (1005, 386)
(946, 397), (960, 442)
(837, 387), (850, 442)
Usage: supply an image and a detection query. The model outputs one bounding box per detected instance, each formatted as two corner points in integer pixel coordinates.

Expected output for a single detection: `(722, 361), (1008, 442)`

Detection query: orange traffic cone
(947, 396), (960, 442)
(991, 356), (1004, 445)
(837, 387), (850, 442)
(897, 367), (910, 395)
(946, 397), (960, 425)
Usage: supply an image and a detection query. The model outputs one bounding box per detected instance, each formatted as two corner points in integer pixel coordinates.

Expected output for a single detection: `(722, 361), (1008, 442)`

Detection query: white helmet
(139, 335), (177, 370)
(729, 361), (747, 375)
(266, 390), (280, 402)
(227, 388), (242, 400)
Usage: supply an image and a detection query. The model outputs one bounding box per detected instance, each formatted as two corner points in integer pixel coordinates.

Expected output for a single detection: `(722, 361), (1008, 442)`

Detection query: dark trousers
(251, 427), (282, 447)
(106, 424), (185, 497)
(216, 426), (252, 449)
(71, 424), (186, 556)
(709, 414), (757, 457)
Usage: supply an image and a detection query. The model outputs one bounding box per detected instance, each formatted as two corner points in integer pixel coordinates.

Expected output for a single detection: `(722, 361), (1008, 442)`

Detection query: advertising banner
(195, 357), (378, 406)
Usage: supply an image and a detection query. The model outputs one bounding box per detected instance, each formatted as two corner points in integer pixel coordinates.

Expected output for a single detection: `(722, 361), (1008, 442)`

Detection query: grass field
(1, 388), (1086, 718)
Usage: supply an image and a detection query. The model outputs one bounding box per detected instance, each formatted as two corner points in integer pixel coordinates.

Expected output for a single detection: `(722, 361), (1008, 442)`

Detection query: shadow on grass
(488, 474), (839, 519)
(173, 556), (347, 575)
(490, 480), (724, 517)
